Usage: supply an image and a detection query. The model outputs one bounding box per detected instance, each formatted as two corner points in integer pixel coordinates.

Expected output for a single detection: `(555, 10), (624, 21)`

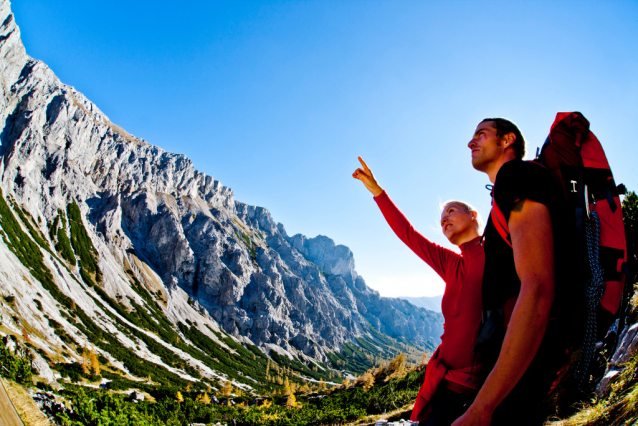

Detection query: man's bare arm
(451, 199), (555, 426)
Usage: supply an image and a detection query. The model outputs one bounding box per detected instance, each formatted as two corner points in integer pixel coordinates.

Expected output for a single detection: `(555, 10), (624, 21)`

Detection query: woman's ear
(471, 211), (477, 220)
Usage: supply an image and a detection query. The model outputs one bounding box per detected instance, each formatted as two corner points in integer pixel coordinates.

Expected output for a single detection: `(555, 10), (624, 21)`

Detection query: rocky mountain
(0, 0), (442, 391)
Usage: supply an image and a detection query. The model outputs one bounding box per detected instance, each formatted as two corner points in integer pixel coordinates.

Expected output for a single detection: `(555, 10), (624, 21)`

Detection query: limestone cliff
(0, 0), (442, 388)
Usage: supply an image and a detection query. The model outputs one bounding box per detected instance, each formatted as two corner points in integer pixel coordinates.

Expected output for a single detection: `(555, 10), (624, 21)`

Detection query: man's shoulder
(495, 160), (549, 185)
(493, 160), (559, 215)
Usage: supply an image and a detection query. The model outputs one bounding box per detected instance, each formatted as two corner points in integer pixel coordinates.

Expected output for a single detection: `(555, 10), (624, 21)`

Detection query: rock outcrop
(596, 321), (638, 398)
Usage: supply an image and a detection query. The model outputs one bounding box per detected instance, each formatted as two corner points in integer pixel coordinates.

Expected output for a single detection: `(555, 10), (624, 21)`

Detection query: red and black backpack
(490, 111), (629, 382)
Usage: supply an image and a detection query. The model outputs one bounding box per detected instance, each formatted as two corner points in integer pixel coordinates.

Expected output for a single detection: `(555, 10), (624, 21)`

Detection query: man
(451, 118), (572, 426)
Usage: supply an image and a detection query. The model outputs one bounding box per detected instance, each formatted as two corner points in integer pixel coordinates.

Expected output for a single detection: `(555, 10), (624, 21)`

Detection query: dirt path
(0, 377), (25, 426)
(346, 404), (413, 425)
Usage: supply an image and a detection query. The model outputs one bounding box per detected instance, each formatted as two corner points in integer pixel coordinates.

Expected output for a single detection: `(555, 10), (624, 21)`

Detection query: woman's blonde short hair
(440, 200), (482, 231)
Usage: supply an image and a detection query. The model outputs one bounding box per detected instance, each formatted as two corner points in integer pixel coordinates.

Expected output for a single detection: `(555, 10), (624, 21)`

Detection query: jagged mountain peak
(0, 0), (442, 393)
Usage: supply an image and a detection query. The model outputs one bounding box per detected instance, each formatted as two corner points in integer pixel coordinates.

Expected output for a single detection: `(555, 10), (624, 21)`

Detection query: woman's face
(440, 203), (476, 245)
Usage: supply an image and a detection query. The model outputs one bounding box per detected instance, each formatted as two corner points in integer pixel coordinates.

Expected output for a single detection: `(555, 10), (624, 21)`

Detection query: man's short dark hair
(480, 118), (526, 160)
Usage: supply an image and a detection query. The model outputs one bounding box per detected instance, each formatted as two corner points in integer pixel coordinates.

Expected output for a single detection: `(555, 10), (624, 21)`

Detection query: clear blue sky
(14, 0), (638, 297)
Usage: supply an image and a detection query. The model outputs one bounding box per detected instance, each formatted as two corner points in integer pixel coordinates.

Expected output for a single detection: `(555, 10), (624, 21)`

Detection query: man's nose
(468, 140), (476, 148)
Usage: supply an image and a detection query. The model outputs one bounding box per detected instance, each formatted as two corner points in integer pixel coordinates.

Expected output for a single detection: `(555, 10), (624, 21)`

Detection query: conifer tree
(386, 353), (408, 380)
(284, 377), (291, 395)
(420, 352), (429, 366)
(286, 392), (297, 408)
(357, 370), (375, 391)
(220, 380), (233, 396)
(197, 392), (211, 404)
(80, 347), (90, 375)
(22, 328), (30, 344)
(284, 377), (297, 407)
(89, 347), (100, 376)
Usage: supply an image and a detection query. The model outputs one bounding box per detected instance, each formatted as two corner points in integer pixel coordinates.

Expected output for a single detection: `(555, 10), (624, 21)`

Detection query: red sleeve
(374, 191), (459, 279)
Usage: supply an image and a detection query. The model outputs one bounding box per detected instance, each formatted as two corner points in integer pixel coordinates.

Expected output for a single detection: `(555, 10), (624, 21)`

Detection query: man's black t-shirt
(482, 160), (575, 316)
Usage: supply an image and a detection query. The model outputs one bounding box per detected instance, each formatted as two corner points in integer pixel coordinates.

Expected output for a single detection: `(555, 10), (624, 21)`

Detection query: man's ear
(503, 132), (516, 149)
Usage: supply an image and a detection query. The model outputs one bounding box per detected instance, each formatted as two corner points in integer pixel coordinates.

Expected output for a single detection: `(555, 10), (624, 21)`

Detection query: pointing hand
(352, 156), (384, 197)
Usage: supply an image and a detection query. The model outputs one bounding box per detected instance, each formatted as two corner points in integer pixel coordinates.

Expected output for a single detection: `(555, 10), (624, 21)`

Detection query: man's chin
(471, 157), (487, 172)
(471, 158), (482, 171)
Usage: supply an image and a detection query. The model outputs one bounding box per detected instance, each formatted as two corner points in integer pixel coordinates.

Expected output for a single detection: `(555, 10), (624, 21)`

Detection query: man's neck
(487, 153), (517, 183)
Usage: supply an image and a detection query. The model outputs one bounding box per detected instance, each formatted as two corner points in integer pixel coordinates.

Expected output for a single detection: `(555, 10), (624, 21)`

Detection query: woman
(352, 157), (484, 426)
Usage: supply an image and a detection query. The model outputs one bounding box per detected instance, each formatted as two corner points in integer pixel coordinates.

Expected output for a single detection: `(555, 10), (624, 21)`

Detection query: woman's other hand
(352, 156), (384, 197)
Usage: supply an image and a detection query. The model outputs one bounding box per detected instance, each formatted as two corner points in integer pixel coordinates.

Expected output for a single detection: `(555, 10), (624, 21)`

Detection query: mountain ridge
(0, 0), (442, 393)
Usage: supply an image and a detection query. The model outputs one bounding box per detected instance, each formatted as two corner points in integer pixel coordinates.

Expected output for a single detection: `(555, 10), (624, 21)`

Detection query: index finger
(358, 156), (371, 172)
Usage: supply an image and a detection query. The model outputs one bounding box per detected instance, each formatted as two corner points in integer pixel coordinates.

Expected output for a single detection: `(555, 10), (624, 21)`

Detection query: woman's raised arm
(353, 157), (459, 278)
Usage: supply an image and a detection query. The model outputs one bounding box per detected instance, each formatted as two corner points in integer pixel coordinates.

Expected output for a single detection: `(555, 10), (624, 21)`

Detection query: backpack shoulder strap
(490, 187), (512, 248)
(489, 160), (547, 248)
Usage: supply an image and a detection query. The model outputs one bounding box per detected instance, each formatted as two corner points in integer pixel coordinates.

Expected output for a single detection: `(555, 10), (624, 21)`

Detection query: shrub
(67, 200), (102, 286)
(48, 209), (76, 264)
(0, 338), (33, 385)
